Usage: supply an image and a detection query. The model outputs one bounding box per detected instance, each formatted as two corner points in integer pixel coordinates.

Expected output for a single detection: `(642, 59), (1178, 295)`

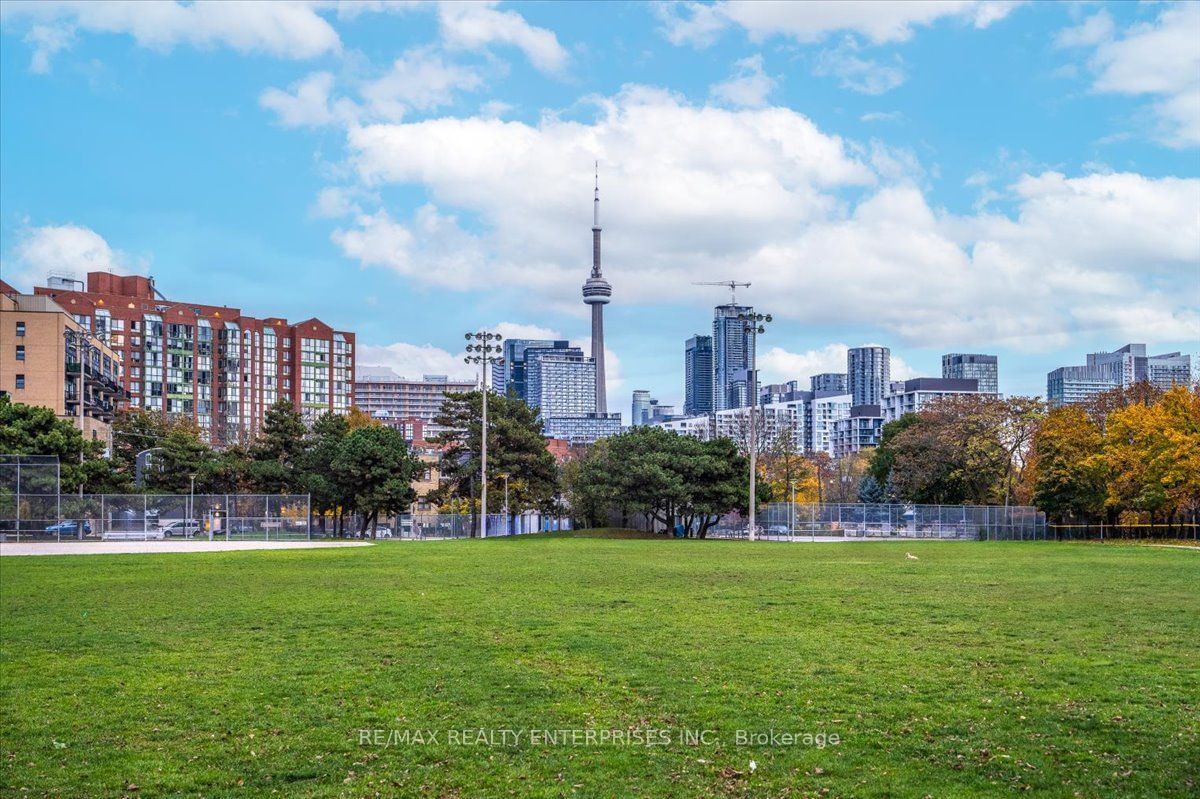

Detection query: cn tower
(581, 162), (611, 414)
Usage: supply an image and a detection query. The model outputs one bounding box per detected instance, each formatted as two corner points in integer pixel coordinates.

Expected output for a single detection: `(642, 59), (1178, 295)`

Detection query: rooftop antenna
(693, 280), (751, 305)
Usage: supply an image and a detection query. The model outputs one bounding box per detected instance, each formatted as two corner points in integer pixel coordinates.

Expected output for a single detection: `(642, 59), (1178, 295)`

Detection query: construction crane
(693, 280), (751, 305)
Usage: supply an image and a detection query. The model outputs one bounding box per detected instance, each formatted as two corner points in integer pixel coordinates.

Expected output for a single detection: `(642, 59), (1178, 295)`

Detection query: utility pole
(465, 331), (503, 538)
(736, 310), (771, 541)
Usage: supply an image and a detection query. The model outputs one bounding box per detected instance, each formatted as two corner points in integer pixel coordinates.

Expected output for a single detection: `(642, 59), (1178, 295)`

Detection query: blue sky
(2, 0), (1198, 412)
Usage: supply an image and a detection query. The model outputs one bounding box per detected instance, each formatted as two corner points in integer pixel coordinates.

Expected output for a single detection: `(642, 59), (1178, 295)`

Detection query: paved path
(0, 540), (373, 557)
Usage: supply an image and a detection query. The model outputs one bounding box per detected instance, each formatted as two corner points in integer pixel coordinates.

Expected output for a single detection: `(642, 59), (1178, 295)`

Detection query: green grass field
(2, 536), (1198, 798)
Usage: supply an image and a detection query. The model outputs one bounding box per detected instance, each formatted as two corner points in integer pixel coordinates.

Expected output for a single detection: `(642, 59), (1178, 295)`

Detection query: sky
(1, 0), (1198, 414)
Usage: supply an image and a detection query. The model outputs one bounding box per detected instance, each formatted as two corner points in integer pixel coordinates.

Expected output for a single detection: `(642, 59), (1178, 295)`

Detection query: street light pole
(465, 331), (503, 538)
(737, 311), (771, 542)
(64, 327), (93, 498)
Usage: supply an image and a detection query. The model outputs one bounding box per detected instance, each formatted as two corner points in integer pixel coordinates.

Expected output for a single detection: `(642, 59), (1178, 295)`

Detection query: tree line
(862, 385), (1199, 534)
(5, 382), (1196, 537)
(1, 395), (420, 537)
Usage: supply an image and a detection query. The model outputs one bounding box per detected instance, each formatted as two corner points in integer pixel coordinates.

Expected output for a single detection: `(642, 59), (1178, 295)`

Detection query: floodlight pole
(465, 331), (503, 538)
(737, 311), (771, 541)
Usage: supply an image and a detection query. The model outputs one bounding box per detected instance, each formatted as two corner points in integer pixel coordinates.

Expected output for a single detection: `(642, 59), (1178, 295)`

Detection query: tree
(110, 407), (172, 487)
(302, 412), (351, 535)
(828, 451), (871, 503)
(566, 427), (757, 537)
(331, 425), (420, 537)
(431, 391), (558, 513)
(0, 395), (120, 493)
(1101, 400), (1173, 526)
(1083, 382), (1165, 431)
(344, 406), (379, 430)
(857, 473), (886, 503)
(1031, 406), (1105, 523)
(143, 421), (212, 494)
(760, 423), (819, 503)
(867, 414), (921, 489)
(247, 400), (307, 493)
(867, 397), (1045, 506)
(1156, 386), (1200, 530)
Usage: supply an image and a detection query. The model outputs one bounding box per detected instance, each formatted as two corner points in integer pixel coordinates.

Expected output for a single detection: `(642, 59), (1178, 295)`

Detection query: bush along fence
(1047, 521), (1199, 541)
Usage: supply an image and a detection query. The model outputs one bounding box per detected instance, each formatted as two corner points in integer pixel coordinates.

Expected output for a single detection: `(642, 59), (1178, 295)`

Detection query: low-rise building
(1, 282), (126, 446)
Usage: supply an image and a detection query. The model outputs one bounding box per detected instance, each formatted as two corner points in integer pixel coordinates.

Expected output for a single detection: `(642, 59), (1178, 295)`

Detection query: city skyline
(2, 2), (1198, 409)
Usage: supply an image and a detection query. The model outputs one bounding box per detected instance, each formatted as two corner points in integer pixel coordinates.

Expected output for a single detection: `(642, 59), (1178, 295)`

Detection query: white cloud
(331, 204), (492, 290)
(24, 23), (74, 73)
(759, 342), (918, 385)
(327, 85), (1198, 351)
(1055, 10), (1113, 49)
(814, 37), (906, 95)
(357, 321), (580, 385)
(709, 54), (777, 108)
(260, 48), (484, 128)
(436, 1), (567, 73)
(1060, 3), (1200, 148)
(360, 47), (484, 121)
(479, 99), (514, 119)
(860, 110), (903, 123)
(490, 322), (562, 340)
(336, 85), (872, 309)
(659, 0), (1021, 47)
(356, 341), (477, 382)
(1, 0), (341, 70)
(4, 223), (142, 290)
(310, 185), (379, 219)
(259, 71), (359, 129)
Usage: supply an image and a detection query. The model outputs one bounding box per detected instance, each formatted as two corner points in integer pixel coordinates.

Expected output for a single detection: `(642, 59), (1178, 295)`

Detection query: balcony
(65, 361), (126, 399)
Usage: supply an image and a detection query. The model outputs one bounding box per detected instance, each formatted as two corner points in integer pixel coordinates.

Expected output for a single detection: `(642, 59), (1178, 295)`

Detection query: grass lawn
(2, 536), (1198, 798)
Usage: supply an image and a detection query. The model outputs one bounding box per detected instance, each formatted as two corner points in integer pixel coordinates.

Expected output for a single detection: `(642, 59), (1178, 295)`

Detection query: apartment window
(15, 374), (24, 389)
(15, 345), (25, 361)
(15, 322), (25, 337)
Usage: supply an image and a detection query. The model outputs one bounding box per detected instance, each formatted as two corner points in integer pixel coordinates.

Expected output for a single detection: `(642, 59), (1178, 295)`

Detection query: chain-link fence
(0, 455), (63, 538)
(369, 513), (571, 540)
(707, 502), (1047, 541)
(1, 492), (311, 542)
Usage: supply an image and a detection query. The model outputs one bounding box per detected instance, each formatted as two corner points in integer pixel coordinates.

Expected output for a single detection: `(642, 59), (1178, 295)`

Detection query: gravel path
(0, 540), (374, 557)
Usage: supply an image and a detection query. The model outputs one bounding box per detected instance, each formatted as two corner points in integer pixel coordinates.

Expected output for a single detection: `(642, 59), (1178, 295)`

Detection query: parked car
(374, 525), (393, 538)
(767, 525), (790, 535)
(45, 520), (91, 536)
(159, 519), (201, 537)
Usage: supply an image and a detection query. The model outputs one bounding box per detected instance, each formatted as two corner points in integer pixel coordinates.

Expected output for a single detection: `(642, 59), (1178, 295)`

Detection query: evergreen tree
(431, 391), (558, 512)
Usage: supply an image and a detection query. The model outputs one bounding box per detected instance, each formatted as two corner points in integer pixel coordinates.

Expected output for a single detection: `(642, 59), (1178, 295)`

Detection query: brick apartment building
(32, 272), (354, 444)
